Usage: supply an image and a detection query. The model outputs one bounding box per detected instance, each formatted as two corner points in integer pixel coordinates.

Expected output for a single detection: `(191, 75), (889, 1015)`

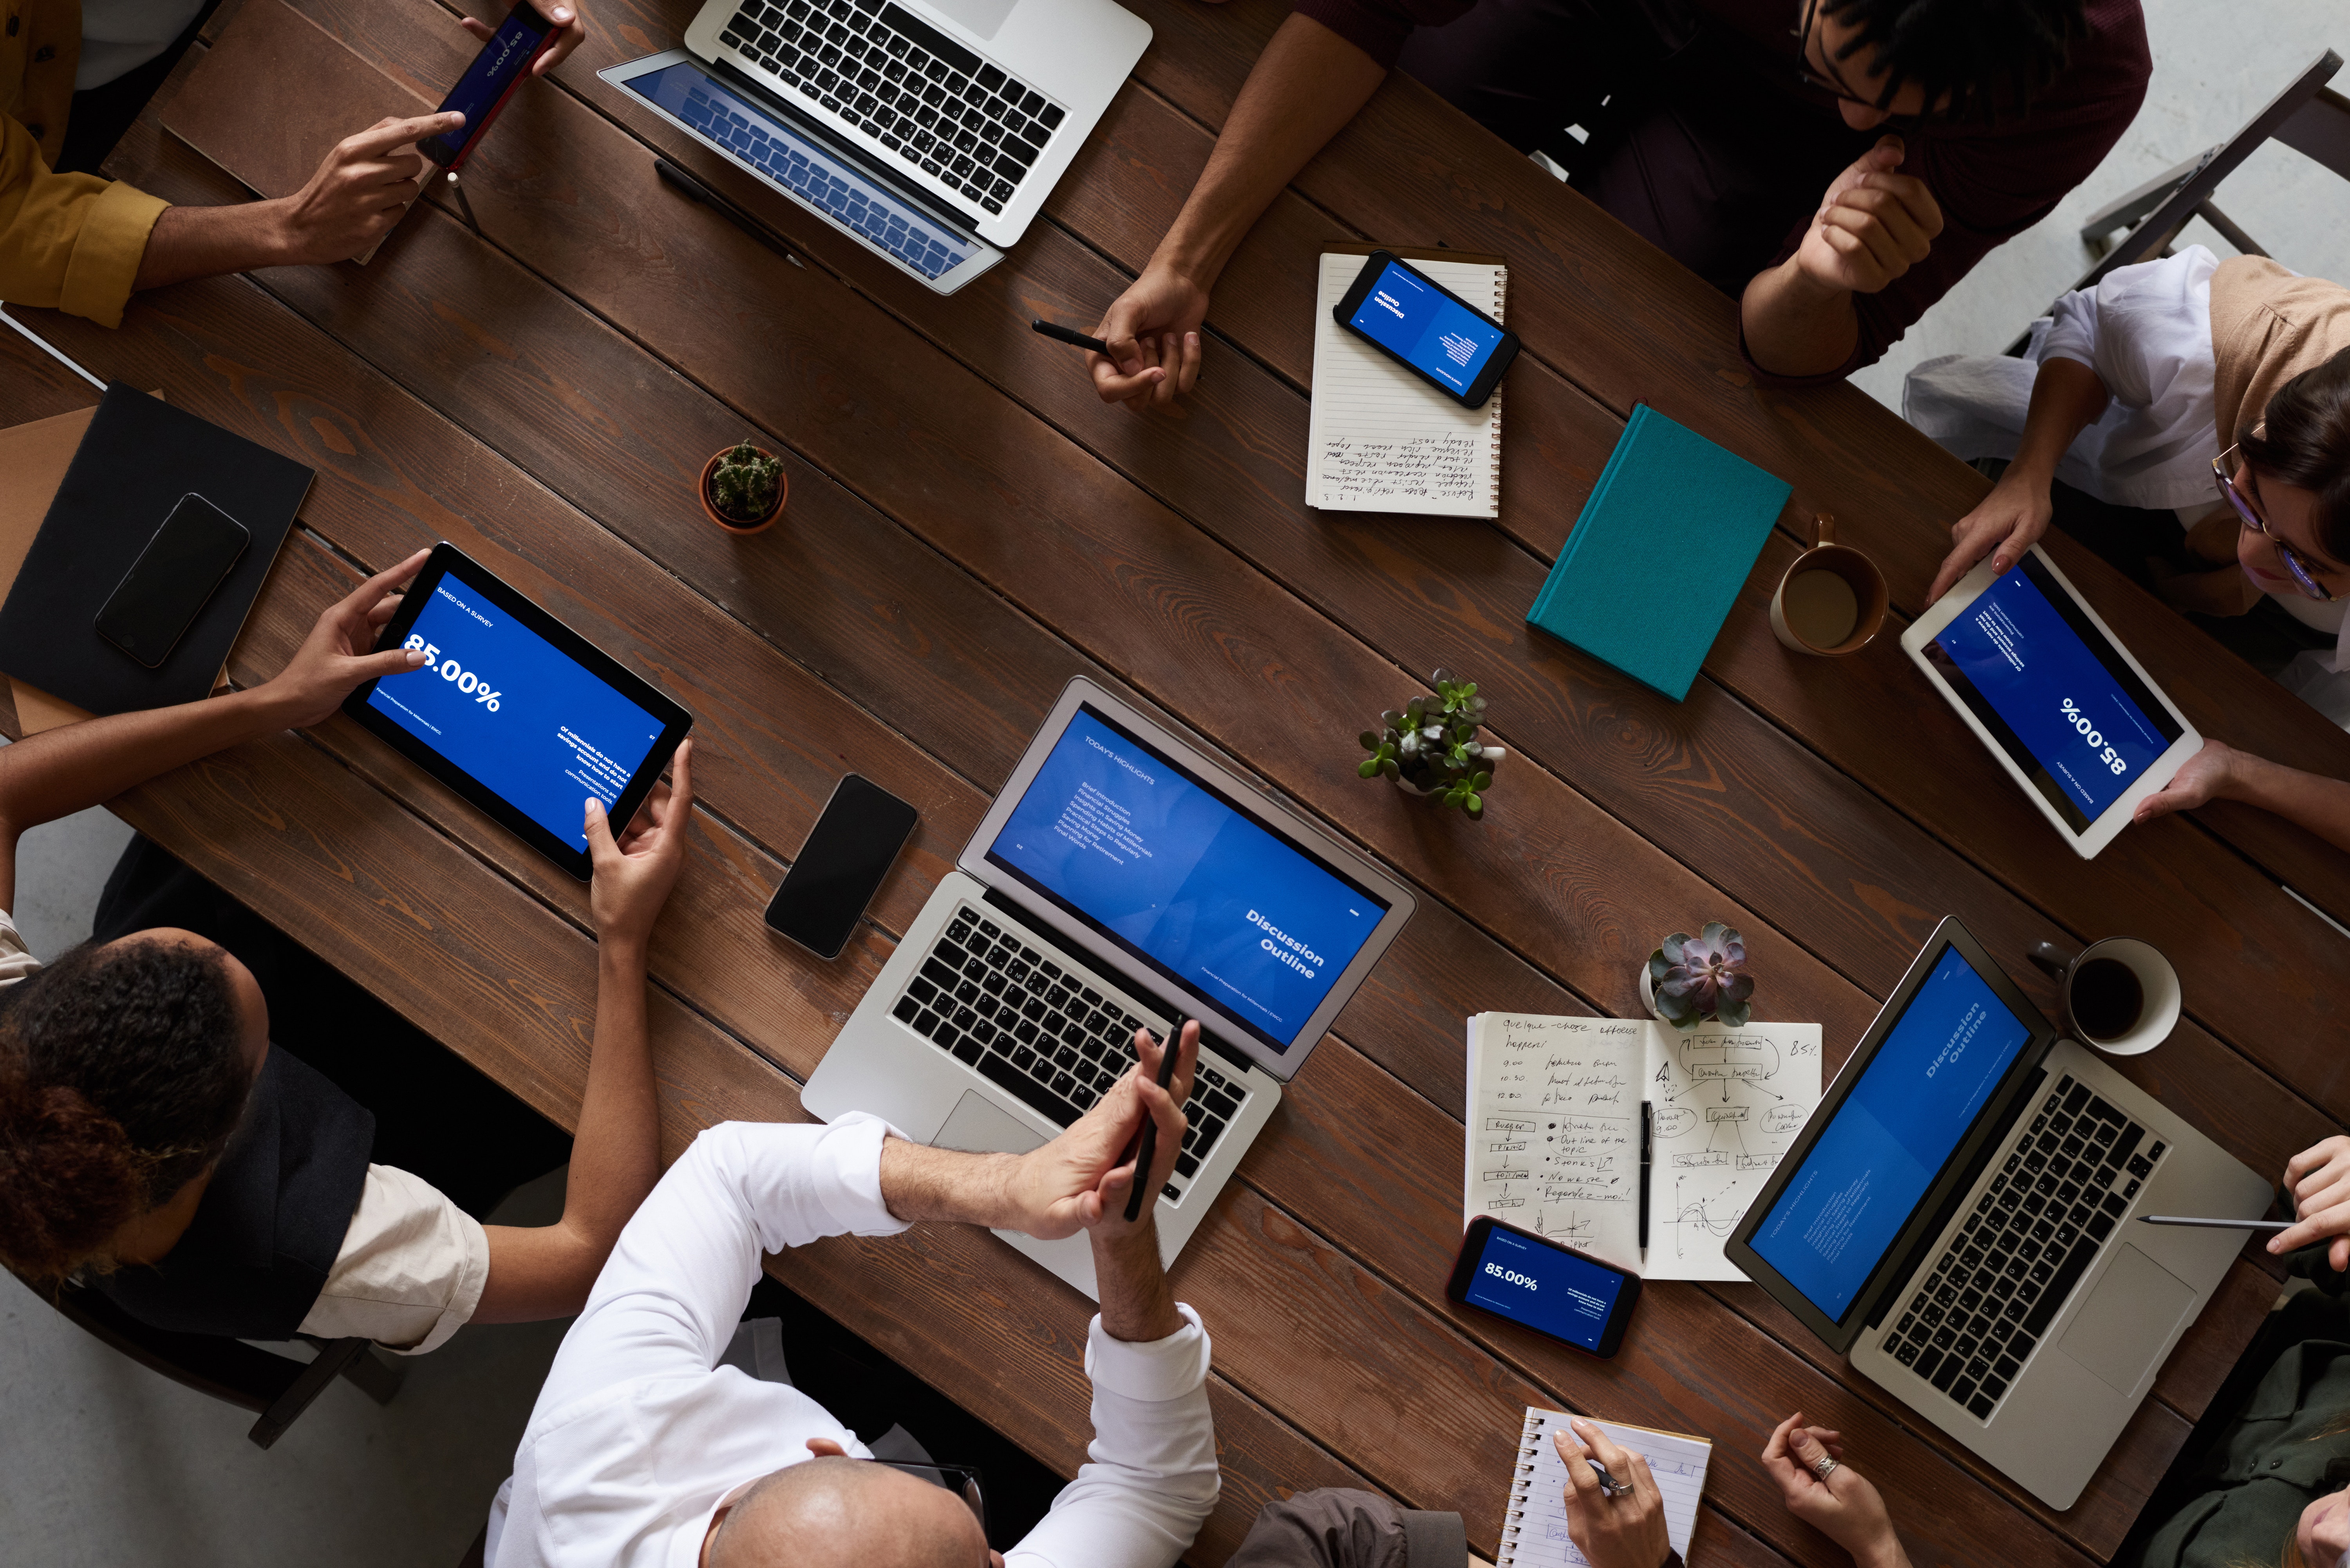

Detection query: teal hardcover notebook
(1526, 406), (1791, 701)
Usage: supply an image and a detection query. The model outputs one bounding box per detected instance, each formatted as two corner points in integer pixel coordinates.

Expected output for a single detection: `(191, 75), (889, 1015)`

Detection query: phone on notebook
(1332, 249), (1520, 409)
(1448, 1216), (1641, 1358)
(418, 0), (559, 168)
(94, 493), (251, 668)
(763, 773), (921, 959)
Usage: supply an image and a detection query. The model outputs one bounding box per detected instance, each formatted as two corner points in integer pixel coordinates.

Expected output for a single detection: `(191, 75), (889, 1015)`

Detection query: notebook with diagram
(1305, 249), (1505, 518)
(1465, 1012), (1823, 1281)
(1499, 1407), (1711, 1568)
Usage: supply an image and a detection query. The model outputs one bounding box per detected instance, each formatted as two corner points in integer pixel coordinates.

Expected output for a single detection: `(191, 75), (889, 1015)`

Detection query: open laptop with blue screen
(1726, 918), (2265, 1509)
(804, 677), (1416, 1297)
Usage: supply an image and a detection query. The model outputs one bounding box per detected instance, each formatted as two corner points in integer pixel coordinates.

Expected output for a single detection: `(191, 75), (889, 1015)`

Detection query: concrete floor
(3, 5), (2346, 1564)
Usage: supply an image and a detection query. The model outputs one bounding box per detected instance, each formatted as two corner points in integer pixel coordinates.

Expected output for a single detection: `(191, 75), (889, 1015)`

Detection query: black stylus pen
(1124, 1018), (1189, 1222)
(1031, 318), (1111, 354)
(2137, 1215), (2295, 1230)
(656, 158), (804, 269)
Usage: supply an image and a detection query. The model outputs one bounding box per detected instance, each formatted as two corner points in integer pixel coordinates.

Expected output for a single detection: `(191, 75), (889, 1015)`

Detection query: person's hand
(1927, 466), (2053, 601)
(1761, 1414), (1904, 1567)
(1555, 1418), (1672, 1568)
(461, 0), (585, 76)
(2270, 1135), (2350, 1271)
(1001, 1021), (1196, 1240)
(260, 548), (434, 725)
(2132, 738), (2245, 827)
(273, 114), (458, 265)
(1087, 262), (1208, 412)
(585, 739), (694, 951)
(1791, 135), (1942, 299)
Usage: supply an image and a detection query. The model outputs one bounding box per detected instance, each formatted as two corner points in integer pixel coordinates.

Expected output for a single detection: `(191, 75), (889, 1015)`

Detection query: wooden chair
(34, 1274), (405, 1448)
(2005, 49), (2347, 352)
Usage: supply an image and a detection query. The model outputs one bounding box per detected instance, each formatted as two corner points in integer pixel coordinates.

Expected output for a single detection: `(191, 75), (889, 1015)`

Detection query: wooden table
(8, 0), (2350, 1560)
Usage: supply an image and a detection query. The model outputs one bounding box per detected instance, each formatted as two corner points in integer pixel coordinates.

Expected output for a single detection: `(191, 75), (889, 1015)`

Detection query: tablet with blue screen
(1900, 545), (2200, 859)
(344, 544), (694, 880)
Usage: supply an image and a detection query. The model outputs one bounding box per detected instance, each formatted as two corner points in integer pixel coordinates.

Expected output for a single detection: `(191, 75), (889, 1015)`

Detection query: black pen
(2137, 1215), (2295, 1231)
(1031, 318), (1111, 354)
(1124, 1017), (1189, 1222)
(656, 158), (804, 268)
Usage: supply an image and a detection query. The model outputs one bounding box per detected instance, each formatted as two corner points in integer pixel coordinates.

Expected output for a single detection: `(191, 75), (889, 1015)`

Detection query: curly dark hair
(1817, 0), (2090, 123)
(0, 936), (250, 1280)
(2241, 346), (2350, 565)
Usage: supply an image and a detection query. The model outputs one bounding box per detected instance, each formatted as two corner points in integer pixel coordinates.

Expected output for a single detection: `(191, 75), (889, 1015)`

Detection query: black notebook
(0, 384), (312, 715)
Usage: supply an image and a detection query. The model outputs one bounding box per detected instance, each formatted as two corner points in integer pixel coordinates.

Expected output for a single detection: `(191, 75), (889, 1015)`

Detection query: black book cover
(0, 383), (313, 715)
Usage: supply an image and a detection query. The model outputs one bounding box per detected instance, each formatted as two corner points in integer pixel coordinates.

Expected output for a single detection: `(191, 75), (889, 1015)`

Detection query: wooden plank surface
(10, 0), (2337, 1559)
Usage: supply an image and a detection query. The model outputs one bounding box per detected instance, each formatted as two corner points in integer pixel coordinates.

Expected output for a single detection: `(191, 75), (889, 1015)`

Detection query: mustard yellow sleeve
(0, 110), (168, 329)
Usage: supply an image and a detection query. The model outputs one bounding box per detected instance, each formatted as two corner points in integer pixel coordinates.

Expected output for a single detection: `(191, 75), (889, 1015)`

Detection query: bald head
(709, 1456), (985, 1568)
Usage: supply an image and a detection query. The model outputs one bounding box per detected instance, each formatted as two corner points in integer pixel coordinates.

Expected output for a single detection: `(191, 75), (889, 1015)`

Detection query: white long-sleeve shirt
(484, 1116), (1220, 1568)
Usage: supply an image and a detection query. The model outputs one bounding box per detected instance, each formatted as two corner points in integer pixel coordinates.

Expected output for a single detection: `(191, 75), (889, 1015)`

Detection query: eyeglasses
(2213, 442), (2337, 602)
(872, 1460), (989, 1547)
(1790, 0), (1876, 106)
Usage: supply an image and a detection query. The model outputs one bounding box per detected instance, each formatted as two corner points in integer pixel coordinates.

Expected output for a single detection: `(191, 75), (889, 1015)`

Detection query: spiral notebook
(1501, 1407), (1711, 1568)
(1305, 249), (1506, 517)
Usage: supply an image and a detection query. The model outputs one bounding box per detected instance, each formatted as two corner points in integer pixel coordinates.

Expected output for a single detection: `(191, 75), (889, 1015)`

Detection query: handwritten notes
(1465, 1014), (1824, 1280)
(1501, 1409), (1710, 1568)
(1466, 1015), (1645, 1270)
(1305, 253), (1505, 518)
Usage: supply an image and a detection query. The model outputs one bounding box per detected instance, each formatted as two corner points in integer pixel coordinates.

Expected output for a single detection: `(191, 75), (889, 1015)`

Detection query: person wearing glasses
(481, 1024), (1218, 1568)
(1074, 0), (2146, 409)
(1911, 253), (2350, 847)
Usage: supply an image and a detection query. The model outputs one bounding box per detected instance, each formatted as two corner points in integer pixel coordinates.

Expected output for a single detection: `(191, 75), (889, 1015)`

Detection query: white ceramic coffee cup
(2027, 936), (2181, 1055)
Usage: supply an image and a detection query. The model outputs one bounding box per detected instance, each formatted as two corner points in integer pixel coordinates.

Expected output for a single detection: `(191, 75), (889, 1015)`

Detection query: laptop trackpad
(935, 1091), (1047, 1156)
(924, 0), (1019, 42)
(2058, 1245), (2198, 1394)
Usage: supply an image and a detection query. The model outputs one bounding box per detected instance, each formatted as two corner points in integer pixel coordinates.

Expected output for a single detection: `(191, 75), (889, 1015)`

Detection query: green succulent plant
(709, 439), (783, 523)
(1648, 921), (1753, 1030)
(1357, 667), (1504, 820)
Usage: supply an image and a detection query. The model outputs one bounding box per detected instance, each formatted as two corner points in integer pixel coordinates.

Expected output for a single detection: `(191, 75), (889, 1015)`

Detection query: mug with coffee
(2027, 936), (2182, 1055)
(1770, 513), (1889, 656)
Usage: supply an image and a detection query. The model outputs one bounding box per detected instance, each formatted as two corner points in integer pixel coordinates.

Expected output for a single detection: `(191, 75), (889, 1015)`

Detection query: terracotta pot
(699, 448), (787, 535)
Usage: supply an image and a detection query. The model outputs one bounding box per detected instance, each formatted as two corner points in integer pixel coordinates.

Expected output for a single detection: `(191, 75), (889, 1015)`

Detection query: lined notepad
(1305, 252), (1506, 517)
(1500, 1407), (1711, 1568)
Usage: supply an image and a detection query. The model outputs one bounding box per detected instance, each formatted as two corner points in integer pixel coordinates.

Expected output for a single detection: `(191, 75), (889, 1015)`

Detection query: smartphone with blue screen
(418, 1), (557, 168)
(1333, 250), (1520, 409)
(1446, 1215), (1641, 1358)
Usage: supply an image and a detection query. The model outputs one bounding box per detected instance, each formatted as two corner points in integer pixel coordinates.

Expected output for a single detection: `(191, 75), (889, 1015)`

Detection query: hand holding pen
(1104, 1018), (1195, 1227)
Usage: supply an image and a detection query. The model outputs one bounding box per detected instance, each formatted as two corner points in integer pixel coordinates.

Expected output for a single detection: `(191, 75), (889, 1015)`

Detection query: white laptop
(599, 0), (1149, 293)
(1727, 918), (2268, 1510)
(804, 678), (1417, 1297)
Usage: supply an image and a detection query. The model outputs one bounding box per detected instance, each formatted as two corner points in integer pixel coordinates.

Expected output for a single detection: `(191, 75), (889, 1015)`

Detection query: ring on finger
(1811, 1455), (1840, 1481)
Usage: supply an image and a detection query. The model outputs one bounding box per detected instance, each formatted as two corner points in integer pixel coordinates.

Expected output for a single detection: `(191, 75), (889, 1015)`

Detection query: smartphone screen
(1342, 257), (1508, 399)
(419, 2), (555, 165)
(94, 493), (251, 668)
(1455, 1220), (1636, 1355)
(764, 775), (921, 958)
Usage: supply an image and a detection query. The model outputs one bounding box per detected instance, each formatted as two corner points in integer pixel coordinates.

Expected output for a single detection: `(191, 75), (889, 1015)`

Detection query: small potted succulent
(1357, 668), (1504, 819)
(699, 438), (788, 534)
(1642, 922), (1753, 1030)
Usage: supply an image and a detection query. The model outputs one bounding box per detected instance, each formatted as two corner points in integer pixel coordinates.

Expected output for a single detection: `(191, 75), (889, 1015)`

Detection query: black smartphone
(1445, 1215), (1642, 1358)
(1332, 249), (1520, 409)
(763, 774), (921, 959)
(418, 1), (557, 168)
(93, 493), (251, 668)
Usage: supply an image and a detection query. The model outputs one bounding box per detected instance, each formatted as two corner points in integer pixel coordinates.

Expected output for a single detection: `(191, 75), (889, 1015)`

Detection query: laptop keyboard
(718, 0), (1068, 217)
(890, 906), (1252, 1203)
(1879, 1074), (2169, 1422)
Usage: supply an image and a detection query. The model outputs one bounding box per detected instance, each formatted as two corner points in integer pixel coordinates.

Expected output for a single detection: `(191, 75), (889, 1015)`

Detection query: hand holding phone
(1446, 1215), (1641, 1357)
(420, 0), (564, 168)
(1332, 250), (1520, 409)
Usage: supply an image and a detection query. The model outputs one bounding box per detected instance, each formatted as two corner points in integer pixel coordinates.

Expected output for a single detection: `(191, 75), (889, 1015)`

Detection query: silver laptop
(1726, 918), (2269, 1510)
(804, 678), (1417, 1298)
(599, 0), (1148, 293)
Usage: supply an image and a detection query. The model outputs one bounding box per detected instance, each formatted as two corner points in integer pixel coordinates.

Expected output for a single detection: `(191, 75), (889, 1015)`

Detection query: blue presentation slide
(1346, 260), (1504, 395)
(1931, 563), (2173, 823)
(1752, 948), (2034, 1319)
(1463, 1225), (1623, 1352)
(368, 580), (665, 851)
(988, 708), (1384, 1050)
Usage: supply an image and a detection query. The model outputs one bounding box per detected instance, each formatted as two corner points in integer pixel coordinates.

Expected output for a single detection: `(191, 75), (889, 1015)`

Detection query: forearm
(560, 940), (663, 1243)
(2003, 357), (2111, 486)
(878, 1135), (1025, 1228)
(1093, 1223), (1183, 1342)
(2220, 753), (2350, 852)
(1152, 13), (1384, 288)
(1739, 259), (1862, 379)
(132, 199), (293, 291)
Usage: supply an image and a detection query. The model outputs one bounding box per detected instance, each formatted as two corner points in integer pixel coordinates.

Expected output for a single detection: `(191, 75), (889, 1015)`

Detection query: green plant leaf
(1357, 759), (1379, 778)
(1471, 771), (1492, 790)
(1715, 999), (1753, 1028)
(1464, 791), (1482, 813)
(1359, 730), (1381, 751)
